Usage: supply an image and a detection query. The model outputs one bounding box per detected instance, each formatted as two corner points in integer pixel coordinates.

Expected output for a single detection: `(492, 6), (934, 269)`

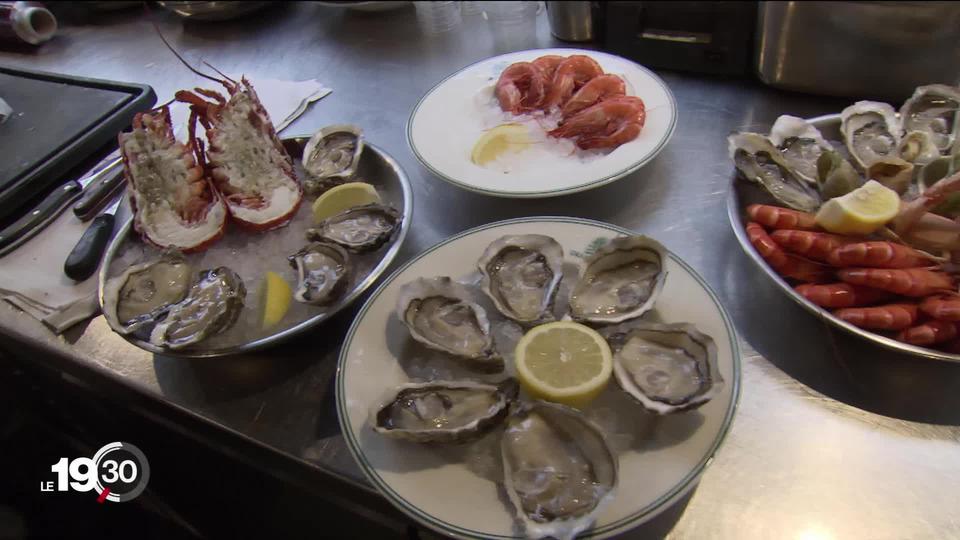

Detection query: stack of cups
(480, 1), (541, 49)
(413, 1), (463, 35)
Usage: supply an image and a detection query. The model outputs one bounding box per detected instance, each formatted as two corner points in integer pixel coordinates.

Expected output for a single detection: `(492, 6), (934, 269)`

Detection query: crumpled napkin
(0, 76), (331, 334)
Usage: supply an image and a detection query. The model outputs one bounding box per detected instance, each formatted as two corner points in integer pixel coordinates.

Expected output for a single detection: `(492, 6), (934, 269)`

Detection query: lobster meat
(770, 230), (853, 263)
(176, 76), (302, 231)
(794, 283), (891, 309)
(745, 222), (831, 282)
(896, 320), (959, 346)
(834, 304), (919, 331)
(836, 268), (954, 297)
(118, 106), (227, 252)
(746, 204), (818, 231)
(827, 241), (937, 269)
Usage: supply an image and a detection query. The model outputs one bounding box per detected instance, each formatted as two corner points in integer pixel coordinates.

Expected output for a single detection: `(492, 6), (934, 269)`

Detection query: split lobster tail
(118, 106), (227, 253)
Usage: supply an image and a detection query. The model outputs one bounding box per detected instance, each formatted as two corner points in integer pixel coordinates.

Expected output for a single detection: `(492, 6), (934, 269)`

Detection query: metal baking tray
(0, 65), (155, 222)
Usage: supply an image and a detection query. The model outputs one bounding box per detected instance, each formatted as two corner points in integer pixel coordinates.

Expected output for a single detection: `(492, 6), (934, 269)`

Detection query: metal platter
(98, 135), (412, 358)
(728, 113), (960, 364)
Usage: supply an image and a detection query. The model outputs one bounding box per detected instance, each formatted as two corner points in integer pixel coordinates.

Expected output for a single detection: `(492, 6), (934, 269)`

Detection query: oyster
(302, 124), (363, 179)
(898, 131), (941, 167)
(865, 157), (914, 195)
(102, 253), (191, 335)
(149, 267), (246, 349)
(816, 150), (862, 199)
(768, 115), (831, 185)
(396, 277), (503, 372)
(372, 379), (518, 443)
(288, 242), (351, 305)
(477, 234), (564, 324)
(601, 321), (722, 414)
(899, 84), (960, 155)
(840, 100), (901, 169)
(728, 132), (821, 212)
(501, 401), (618, 540)
(569, 236), (668, 325)
(307, 204), (400, 252)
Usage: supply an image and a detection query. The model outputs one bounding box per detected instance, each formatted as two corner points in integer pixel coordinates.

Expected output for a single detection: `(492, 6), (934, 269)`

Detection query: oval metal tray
(98, 135), (413, 358)
(728, 113), (960, 363)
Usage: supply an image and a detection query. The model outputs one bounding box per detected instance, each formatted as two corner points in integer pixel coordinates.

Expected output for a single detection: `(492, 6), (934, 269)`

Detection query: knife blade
(73, 156), (125, 221)
(0, 181), (83, 257)
(63, 197), (121, 282)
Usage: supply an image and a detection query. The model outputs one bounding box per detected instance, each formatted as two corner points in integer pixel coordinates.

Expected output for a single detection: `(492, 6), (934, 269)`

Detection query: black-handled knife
(72, 157), (124, 221)
(63, 198), (121, 282)
(0, 181), (83, 256)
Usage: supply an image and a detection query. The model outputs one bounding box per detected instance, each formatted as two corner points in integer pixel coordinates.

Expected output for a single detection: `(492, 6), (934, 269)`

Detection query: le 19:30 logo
(41, 442), (150, 503)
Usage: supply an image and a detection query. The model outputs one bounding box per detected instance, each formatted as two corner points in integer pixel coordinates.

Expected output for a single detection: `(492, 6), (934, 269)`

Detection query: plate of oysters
(728, 84), (960, 361)
(98, 88), (411, 358)
(337, 217), (740, 539)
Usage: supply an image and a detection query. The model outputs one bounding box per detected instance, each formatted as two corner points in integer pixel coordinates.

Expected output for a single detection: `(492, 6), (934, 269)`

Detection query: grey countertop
(1, 3), (958, 538)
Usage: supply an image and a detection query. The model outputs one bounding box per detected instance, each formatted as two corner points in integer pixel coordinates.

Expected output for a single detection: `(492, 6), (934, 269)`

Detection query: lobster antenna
(203, 61), (238, 85)
(143, 2), (222, 85)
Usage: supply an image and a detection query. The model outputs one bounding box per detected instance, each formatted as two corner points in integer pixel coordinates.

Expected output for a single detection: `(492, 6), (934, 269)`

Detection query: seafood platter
(98, 75), (411, 358)
(407, 48), (677, 198)
(337, 217), (739, 539)
(728, 84), (960, 362)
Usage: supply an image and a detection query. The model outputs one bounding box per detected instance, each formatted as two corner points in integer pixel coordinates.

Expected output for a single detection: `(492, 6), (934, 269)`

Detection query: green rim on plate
(406, 50), (678, 198)
(335, 216), (741, 539)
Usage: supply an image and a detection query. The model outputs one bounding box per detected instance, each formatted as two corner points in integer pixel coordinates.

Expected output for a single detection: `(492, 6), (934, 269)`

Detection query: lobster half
(118, 106), (227, 252)
(176, 76), (302, 231)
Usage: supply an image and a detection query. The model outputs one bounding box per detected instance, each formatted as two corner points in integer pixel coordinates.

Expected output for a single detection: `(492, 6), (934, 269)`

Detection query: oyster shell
(396, 277), (503, 372)
(601, 321), (722, 414)
(149, 267), (246, 349)
(372, 379), (518, 443)
(816, 149), (862, 199)
(102, 253), (191, 335)
(302, 124), (364, 179)
(477, 234), (564, 324)
(501, 401), (618, 540)
(865, 157), (914, 195)
(768, 115), (831, 185)
(899, 84), (960, 155)
(840, 101), (901, 169)
(288, 242), (351, 305)
(728, 132), (821, 213)
(307, 203), (400, 252)
(898, 130), (941, 167)
(569, 236), (668, 325)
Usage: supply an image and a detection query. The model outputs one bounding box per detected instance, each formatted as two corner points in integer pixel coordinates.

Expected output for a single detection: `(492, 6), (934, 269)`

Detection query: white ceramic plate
(337, 217), (740, 539)
(407, 49), (678, 198)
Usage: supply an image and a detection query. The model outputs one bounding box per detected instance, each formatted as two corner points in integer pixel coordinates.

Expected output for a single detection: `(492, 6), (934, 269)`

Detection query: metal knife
(72, 156), (124, 221)
(0, 181), (84, 257)
(63, 197), (121, 282)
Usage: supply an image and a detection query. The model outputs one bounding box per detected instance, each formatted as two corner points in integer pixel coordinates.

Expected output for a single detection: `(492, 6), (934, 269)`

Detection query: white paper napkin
(0, 76), (331, 333)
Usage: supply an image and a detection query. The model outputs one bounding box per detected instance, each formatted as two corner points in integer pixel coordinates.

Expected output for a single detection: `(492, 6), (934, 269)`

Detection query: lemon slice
(261, 271), (292, 329)
(815, 180), (901, 235)
(514, 321), (613, 407)
(311, 182), (381, 223)
(470, 123), (531, 166)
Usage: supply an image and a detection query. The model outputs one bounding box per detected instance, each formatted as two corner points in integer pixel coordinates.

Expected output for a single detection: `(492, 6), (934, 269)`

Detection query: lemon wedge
(514, 321), (613, 408)
(815, 180), (901, 235)
(470, 123), (531, 166)
(311, 182), (381, 223)
(261, 271), (292, 329)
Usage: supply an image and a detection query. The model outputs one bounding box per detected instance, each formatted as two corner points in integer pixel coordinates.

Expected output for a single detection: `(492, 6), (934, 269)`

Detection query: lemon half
(514, 321), (613, 408)
(815, 180), (900, 235)
(261, 271), (292, 329)
(470, 123), (531, 166)
(311, 182), (381, 223)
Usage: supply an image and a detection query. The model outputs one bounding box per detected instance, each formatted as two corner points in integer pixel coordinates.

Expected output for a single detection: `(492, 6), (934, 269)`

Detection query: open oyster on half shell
(477, 234), (564, 325)
(728, 131), (821, 213)
(569, 236), (668, 325)
(396, 276), (503, 372)
(372, 379), (518, 443)
(288, 241), (351, 305)
(302, 124), (364, 180)
(307, 203), (400, 253)
(149, 267), (246, 349)
(601, 320), (722, 414)
(840, 100), (902, 170)
(768, 114), (832, 186)
(900, 84), (960, 156)
(501, 401), (618, 540)
(102, 253), (192, 335)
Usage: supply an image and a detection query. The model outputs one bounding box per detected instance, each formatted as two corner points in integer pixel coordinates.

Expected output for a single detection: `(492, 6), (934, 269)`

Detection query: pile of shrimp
(494, 54), (645, 150)
(746, 203), (960, 351)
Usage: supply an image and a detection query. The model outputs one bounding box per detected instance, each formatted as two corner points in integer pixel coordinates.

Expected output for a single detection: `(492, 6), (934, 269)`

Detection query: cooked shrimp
(531, 55), (565, 81)
(542, 55), (603, 110)
(795, 283), (891, 308)
(834, 304), (919, 330)
(746, 204), (818, 231)
(837, 268), (954, 297)
(549, 96), (646, 150)
(770, 230), (853, 263)
(495, 62), (547, 114)
(919, 295), (960, 321)
(827, 241), (937, 268)
(561, 74), (626, 118)
(745, 222), (831, 282)
(896, 320), (958, 346)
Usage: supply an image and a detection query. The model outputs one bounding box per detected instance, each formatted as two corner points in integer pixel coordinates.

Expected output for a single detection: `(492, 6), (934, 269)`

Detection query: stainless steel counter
(1, 3), (958, 538)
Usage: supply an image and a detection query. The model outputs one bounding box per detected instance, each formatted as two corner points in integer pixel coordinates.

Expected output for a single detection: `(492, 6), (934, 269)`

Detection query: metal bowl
(728, 113), (960, 363)
(98, 136), (413, 358)
(155, 1), (271, 21)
